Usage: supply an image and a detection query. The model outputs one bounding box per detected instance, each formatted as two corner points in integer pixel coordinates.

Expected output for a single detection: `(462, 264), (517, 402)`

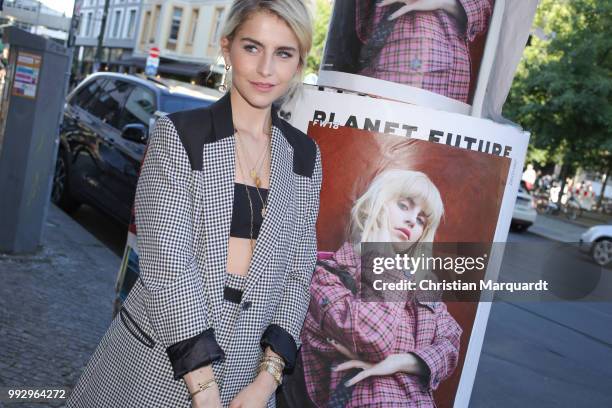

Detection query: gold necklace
(234, 126), (270, 217)
(235, 143), (256, 253)
(234, 124), (272, 188)
(234, 130), (270, 253)
(236, 141), (269, 218)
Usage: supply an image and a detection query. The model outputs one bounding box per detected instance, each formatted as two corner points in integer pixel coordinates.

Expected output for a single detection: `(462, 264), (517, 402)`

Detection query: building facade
(131, 0), (231, 86)
(75, 0), (146, 77)
(74, 0), (231, 88)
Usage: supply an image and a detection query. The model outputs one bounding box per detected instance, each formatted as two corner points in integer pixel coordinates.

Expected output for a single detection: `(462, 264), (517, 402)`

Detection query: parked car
(52, 72), (218, 225)
(511, 187), (537, 232)
(580, 224), (612, 266)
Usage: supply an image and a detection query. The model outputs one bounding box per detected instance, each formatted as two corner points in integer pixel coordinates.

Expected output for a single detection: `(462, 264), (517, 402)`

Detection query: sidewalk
(0, 204), (120, 407)
(567, 209), (612, 228)
(528, 214), (590, 242)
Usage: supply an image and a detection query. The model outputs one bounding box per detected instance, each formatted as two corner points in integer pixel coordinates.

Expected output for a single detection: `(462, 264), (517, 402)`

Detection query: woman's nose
(404, 210), (418, 226)
(257, 52), (274, 77)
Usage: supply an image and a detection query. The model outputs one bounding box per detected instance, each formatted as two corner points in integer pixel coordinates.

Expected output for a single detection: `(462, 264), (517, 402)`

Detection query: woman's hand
(229, 372), (277, 408)
(328, 339), (429, 386)
(378, 0), (467, 23)
(191, 382), (222, 408)
(333, 353), (428, 387)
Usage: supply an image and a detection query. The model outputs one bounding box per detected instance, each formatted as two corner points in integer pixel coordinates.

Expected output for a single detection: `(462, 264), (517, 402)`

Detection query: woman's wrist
(255, 370), (279, 394)
(183, 365), (215, 393)
(402, 353), (429, 376)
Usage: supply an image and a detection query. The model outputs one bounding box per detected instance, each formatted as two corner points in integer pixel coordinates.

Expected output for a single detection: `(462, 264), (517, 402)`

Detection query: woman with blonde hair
(300, 169), (461, 408)
(67, 1), (320, 407)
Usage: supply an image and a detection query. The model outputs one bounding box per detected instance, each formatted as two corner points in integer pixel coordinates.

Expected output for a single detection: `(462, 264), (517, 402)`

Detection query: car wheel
(52, 149), (81, 213)
(591, 239), (612, 266)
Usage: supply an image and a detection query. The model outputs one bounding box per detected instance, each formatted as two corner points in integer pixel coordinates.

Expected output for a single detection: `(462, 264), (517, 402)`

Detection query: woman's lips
(396, 227), (411, 240)
(250, 81), (275, 92)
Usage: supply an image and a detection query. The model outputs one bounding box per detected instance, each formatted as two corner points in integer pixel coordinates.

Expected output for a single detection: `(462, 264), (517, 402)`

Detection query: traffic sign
(145, 46), (160, 76)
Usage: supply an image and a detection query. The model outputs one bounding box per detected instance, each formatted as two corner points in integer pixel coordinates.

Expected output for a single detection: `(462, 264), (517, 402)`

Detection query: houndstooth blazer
(66, 93), (322, 408)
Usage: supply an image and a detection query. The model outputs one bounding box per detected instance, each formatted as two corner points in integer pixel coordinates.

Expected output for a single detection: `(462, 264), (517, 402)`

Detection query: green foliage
(305, 0), (332, 75)
(504, 0), (612, 173)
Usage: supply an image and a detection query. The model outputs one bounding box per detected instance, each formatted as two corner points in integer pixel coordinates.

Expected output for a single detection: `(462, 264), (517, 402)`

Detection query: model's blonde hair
(219, 0), (313, 99)
(350, 169), (444, 248)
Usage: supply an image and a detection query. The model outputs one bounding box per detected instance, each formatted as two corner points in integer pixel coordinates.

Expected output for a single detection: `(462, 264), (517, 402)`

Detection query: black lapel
(210, 92), (235, 142)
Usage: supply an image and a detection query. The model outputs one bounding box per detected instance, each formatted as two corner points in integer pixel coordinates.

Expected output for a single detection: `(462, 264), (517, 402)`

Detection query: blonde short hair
(220, 0), (313, 99)
(350, 169), (445, 246)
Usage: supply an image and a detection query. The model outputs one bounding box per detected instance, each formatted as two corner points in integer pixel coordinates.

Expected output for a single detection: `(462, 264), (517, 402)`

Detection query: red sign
(149, 47), (160, 59)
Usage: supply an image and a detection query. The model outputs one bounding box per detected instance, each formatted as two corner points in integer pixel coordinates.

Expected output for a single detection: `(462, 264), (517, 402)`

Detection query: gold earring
(218, 64), (231, 92)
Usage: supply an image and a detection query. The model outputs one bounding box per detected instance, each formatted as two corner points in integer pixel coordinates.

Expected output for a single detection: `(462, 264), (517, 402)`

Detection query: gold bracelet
(261, 357), (285, 373)
(262, 355), (286, 370)
(189, 378), (216, 400)
(263, 355), (285, 365)
(258, 361), (283, 386)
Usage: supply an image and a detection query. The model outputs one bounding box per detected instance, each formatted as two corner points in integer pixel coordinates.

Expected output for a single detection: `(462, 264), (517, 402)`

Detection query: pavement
(528, 213), (589, 242)
(0, 204), (120, 407)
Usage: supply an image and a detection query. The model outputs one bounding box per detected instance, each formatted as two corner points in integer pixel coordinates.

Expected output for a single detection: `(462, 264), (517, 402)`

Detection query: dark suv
(52, 72), (217, 225)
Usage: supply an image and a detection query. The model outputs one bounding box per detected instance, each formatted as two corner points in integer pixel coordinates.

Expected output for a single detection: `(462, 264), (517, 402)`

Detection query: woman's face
(385, 196), (427, 244)
(221, 11), (301, 109)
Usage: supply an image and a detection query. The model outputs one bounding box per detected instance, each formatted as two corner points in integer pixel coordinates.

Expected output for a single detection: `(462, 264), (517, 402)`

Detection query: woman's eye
(277, 51), (293, 59)
(417, 216), (426, 226)
(244, 45), (258, 53)
(398, 201), (408, 210)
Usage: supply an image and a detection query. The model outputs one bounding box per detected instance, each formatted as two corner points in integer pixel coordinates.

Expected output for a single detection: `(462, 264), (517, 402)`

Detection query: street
(471, 231), (612, 407)
(1, 205), (611, 407)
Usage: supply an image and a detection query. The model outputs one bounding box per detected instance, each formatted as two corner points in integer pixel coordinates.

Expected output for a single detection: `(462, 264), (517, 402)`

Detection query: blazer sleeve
(135, 115), (224, 380)
(260, 143), (323, 373)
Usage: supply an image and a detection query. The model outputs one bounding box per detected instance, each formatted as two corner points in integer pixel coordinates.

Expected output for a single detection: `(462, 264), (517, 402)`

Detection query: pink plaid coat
(300, 243), (462, 407)
(356, 0), (493, 103)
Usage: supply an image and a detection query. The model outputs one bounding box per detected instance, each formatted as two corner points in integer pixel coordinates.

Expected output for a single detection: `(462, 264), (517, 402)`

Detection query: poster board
(287, 87), (529, 407)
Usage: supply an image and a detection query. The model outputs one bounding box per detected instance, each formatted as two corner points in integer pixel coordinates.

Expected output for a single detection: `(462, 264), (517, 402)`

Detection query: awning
(110, 55), (211, 77)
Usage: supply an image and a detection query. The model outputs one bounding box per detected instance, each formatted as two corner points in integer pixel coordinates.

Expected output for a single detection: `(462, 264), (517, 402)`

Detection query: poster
(318, 0), (500, 114)
(12, 51), (42, 99)
(282, 87), (529, 407)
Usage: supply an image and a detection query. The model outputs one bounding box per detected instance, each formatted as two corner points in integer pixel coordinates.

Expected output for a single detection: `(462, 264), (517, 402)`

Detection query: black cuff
(260, 324), (298, 373)
(166, 328), (225, 380)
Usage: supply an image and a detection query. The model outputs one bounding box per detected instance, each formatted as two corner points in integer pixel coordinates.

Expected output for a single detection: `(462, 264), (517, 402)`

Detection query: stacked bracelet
(189, 378), (216, 400)
(258, 355), (285, 386)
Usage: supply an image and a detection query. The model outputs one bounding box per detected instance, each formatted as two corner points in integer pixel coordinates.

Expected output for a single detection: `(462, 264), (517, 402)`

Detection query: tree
(504, 0), (612, 203)
(306, 0), (332, 76)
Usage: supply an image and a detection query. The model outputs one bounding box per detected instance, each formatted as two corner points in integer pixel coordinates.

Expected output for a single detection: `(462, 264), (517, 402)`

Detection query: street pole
(66, 0), (83, 89)
(35, 0), (41, 35)
(93, 0), (110, 72)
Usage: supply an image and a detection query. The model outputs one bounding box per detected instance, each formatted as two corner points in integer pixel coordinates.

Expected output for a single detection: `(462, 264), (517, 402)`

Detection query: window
(161, 95), (213, 114)
(72, 78), (105, 108)
(166, 7), (183, 50)
(187, 9), (199, 45)
(140, 11), (151, 45)
(210, 8), (225, 45)
(111, 9), (123, 38)
(85, 80), (133, 128)
(85, 11), (94, 37)
(125, 9), (137, 39)
(118, 87), (156, 130)
(94, 9), (103, 37)
(80, 12), (91, 37)
(150, 5), (161, 44)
